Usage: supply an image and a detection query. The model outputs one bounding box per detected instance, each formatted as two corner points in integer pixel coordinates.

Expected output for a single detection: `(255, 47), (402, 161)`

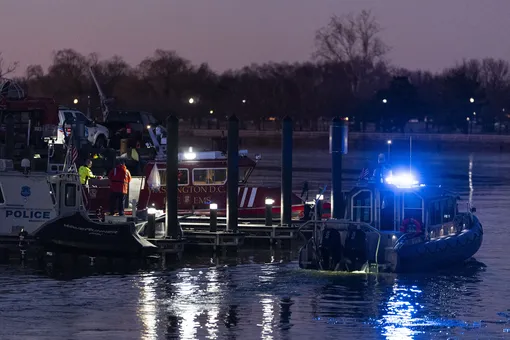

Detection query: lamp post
(265, 198), (274, 226)
(209, 203), (218, 232)
(146, 207), (156, 238)
(466, 117), (471, 134)
(73, 98), (79, 105)
(382, 98), (388, 104)
(387, 140), (392, 160)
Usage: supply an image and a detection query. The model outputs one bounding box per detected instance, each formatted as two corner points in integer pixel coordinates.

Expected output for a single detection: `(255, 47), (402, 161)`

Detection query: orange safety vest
(108, 165), (131, 194)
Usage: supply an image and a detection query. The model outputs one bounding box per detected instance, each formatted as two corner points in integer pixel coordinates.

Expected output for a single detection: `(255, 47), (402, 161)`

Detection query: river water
(0, 149), (509, 339)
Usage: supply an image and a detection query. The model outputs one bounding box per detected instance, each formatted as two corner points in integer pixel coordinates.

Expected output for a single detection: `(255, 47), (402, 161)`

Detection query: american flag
(70, 146), (78, 165)
(359, 168), (370, 180)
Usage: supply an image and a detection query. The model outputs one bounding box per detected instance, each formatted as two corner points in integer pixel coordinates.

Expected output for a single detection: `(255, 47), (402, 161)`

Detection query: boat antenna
(409, 136), (412, 175)
(89, 66), (111, 122)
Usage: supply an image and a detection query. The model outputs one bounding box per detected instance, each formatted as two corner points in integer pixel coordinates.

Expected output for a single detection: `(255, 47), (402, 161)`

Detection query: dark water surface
(1, 150), (510, 339)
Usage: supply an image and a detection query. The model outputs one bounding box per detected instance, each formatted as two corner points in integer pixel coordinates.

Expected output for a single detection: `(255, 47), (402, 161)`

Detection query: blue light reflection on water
(379, 283), (424, 339)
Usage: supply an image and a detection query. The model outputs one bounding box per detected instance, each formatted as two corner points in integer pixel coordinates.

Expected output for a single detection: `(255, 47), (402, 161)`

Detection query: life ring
(400, 218), (422, 234)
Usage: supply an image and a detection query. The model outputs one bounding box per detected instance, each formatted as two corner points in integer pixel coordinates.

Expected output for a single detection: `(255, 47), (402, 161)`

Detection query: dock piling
(166, 115), (180, 238)
(227, 115), (239, 233)
(330, 117), (348, 219)
(281, 116), (293, 226)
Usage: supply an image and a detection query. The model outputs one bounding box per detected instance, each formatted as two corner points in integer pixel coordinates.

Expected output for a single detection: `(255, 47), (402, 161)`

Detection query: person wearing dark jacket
(107, 159), (132, 216)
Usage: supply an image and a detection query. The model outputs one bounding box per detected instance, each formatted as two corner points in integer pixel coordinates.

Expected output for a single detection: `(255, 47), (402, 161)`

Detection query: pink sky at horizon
(1, 0), (510, 76)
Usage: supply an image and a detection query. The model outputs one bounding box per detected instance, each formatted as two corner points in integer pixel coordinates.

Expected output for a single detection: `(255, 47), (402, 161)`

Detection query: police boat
(0, 157), (156, 257)
(298, 170), (483, 273)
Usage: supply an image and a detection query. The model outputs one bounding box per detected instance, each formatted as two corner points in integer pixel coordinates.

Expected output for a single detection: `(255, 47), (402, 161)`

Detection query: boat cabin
(0, 159), (84, 235)
(346, 173), (461, 238)
(86, 149), (261, 214)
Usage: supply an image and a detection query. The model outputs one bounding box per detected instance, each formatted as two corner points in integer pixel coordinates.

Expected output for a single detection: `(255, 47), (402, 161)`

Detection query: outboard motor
(343, 230), (367, 271)
(319, 228), (343, 270)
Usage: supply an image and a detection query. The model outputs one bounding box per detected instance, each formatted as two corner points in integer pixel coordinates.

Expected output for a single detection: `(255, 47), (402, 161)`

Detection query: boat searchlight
(385, 172), (419, 188)
(183, 147), (197, 160)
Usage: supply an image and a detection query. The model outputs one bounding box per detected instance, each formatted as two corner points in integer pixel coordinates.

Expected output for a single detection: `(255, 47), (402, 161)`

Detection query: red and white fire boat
(85, 149), (307, 219)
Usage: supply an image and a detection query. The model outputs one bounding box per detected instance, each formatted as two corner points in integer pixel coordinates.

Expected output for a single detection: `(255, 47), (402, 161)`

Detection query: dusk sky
(2, 0), (510, 76)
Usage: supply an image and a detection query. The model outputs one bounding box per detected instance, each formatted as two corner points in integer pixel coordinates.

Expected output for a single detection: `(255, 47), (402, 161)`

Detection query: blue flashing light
(385, 172), (419, 188)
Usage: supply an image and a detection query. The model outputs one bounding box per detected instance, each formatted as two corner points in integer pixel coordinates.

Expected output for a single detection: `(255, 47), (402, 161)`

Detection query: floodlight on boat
(183, 147), (197, 160)
(385, 172), (419, 188)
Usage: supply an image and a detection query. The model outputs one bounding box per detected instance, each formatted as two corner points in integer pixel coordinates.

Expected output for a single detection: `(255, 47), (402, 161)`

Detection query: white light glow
(265, 198), (274, 205)
(147, 207), (157, 215)
(183, 147), (196, 160)
(316, 194), (324, 200)
(385, 173), (419, 188)
(387, 140), (392, 145)
(210, 203), (218, 210)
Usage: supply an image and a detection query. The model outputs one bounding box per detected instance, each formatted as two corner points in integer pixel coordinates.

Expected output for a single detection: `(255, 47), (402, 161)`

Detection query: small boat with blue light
(298, 168), (483, 273)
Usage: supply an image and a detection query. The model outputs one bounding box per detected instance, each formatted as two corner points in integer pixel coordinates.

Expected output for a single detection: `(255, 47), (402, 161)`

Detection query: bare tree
(25, 64), (44, 80)
(313, 10), (389, 97)
(0, 52), (19, 78)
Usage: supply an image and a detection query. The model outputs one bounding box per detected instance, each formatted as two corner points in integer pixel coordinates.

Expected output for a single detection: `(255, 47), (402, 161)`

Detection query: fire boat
(298, 169), (483, 273)
(85, 147), (306, 220)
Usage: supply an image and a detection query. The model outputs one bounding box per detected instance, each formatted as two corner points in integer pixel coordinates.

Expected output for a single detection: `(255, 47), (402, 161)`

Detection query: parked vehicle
(57, 106), (110, 148)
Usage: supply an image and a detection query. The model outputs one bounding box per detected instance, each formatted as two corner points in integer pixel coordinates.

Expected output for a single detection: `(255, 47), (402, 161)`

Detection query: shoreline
(180, 129), (510, 152)
(182, 128), (510, 142)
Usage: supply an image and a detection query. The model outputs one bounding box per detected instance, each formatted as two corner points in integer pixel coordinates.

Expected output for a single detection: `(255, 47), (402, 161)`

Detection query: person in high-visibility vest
(79, 159), (99, 185)
(107, 159), (132, 216)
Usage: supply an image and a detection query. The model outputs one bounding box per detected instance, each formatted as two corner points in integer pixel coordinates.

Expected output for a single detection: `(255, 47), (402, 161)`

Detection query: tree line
(2, 10), (510, 133)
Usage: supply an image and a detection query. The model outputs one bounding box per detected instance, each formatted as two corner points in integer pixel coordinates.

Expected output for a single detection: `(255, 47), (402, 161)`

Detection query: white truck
(56, 106), (110, 147)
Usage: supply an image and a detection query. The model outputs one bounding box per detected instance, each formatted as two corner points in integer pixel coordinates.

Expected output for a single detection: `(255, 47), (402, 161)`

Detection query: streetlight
(387, 140), (392, 160)
(242, 99), (246, 104)
(209, 110), (214, 114)
(382, 98), (388, 104)
(466, 116), (471, 134)
(188, 97), (195, 104)
(73, 98), (78, 104)
(469, 98), (475, 103)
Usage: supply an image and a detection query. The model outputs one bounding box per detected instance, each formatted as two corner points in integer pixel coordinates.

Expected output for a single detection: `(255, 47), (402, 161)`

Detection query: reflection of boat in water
(0, 156), (156, 257)
(298, 165), (483, 273)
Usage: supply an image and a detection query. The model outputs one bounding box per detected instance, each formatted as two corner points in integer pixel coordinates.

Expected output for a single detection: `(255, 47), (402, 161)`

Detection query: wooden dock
(177, 215), (302, 243)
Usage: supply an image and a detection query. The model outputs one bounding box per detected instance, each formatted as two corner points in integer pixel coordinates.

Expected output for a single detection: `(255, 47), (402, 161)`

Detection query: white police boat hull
(0, 159), (156, 257)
